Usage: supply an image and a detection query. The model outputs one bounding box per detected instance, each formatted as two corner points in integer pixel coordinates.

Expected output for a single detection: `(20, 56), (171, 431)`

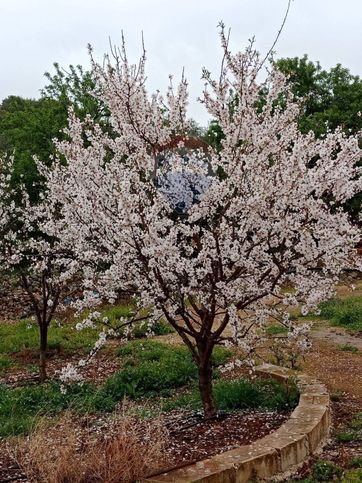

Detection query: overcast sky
(1, 0), (361, 125)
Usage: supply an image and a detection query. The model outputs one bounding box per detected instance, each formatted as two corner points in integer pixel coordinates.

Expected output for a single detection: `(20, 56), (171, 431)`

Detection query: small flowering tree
(42, 29), (361, 417)
(0, 158), (82, 381)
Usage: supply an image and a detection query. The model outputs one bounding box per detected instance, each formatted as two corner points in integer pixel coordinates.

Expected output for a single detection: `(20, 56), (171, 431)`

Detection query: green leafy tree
(41, 63), (109, 124)
(275, 55), (362, 137)
(0, 96), (67, 201)
(0, 63), (108, 202)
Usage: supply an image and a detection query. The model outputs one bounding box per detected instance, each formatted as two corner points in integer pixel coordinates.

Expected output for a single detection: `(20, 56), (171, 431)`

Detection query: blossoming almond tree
(0, 157), (82, 381)
(42, 29), (362, 417)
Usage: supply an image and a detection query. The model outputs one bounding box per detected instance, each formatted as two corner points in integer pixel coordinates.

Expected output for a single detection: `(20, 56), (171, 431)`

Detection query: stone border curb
(142, 363), (330, 483)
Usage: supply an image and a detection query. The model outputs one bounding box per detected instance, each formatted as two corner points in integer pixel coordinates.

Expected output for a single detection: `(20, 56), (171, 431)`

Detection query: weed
(330, 390), (344, 402)
(336, 431), (359, 443)
(338, 344), (359, 353)
(335, 412), (362, 443)
(312, 459), (343, 481)
(350, 457), (362, 468)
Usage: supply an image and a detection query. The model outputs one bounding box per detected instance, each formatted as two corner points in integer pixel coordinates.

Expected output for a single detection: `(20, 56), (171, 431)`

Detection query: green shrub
(350, 412), (362, 431)
(335, 412), (362, 443)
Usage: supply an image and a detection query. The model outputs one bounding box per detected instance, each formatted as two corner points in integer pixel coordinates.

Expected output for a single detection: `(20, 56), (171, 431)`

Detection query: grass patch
(104, 340), (231, 399)
(0, 354), (14, 374)
(0, 319), (100, 356)
(335, 412), (362, 443)
(336, 431), (359, 443)
(98, 305), (174, 338)
(0, 340), (232, 437)
(0, 303), (172, 361)
(319, 296), (362, 331)
(343, 469), (362, 482)
(265, 325), (288, 335)
(0, 381), (103, 437)
(338, 344), (359, 353)
(0, 340), (299, 438)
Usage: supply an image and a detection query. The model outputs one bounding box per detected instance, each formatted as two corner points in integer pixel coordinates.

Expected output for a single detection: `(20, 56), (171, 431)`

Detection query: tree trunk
(198, 357), (217, 419)
(39, 324), (48, 382)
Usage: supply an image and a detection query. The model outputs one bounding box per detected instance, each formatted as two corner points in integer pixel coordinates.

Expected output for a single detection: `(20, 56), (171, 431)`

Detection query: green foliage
(0, 341), (232, 437)
(163, 377), (299, 412)
(350, 412), (362, 431)
(0, 63), (107, 202)
(276, 55), (362, 223)
(0, 381), (97, 436)
(276, 55), (362, 137)
(0, 95), (68, 201)
(104, 340), (231, 399)
(41, 63), (108, 125)
(330, 390), (343, 402)
(319, 297), (362, 331)
(336, 431), (359, 443)
(311, 459), (343, 481)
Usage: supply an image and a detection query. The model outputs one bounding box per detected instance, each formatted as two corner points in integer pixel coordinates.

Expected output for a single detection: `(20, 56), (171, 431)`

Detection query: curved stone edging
(143, 363), (330, 483)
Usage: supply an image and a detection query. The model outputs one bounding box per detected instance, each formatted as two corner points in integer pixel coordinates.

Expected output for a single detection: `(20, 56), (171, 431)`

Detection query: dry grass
(13, 410), (168, 483)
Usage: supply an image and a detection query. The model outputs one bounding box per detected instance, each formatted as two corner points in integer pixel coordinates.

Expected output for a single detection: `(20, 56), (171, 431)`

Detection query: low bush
(335, 412), (362, 444)
(350, 457), (362, 469)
